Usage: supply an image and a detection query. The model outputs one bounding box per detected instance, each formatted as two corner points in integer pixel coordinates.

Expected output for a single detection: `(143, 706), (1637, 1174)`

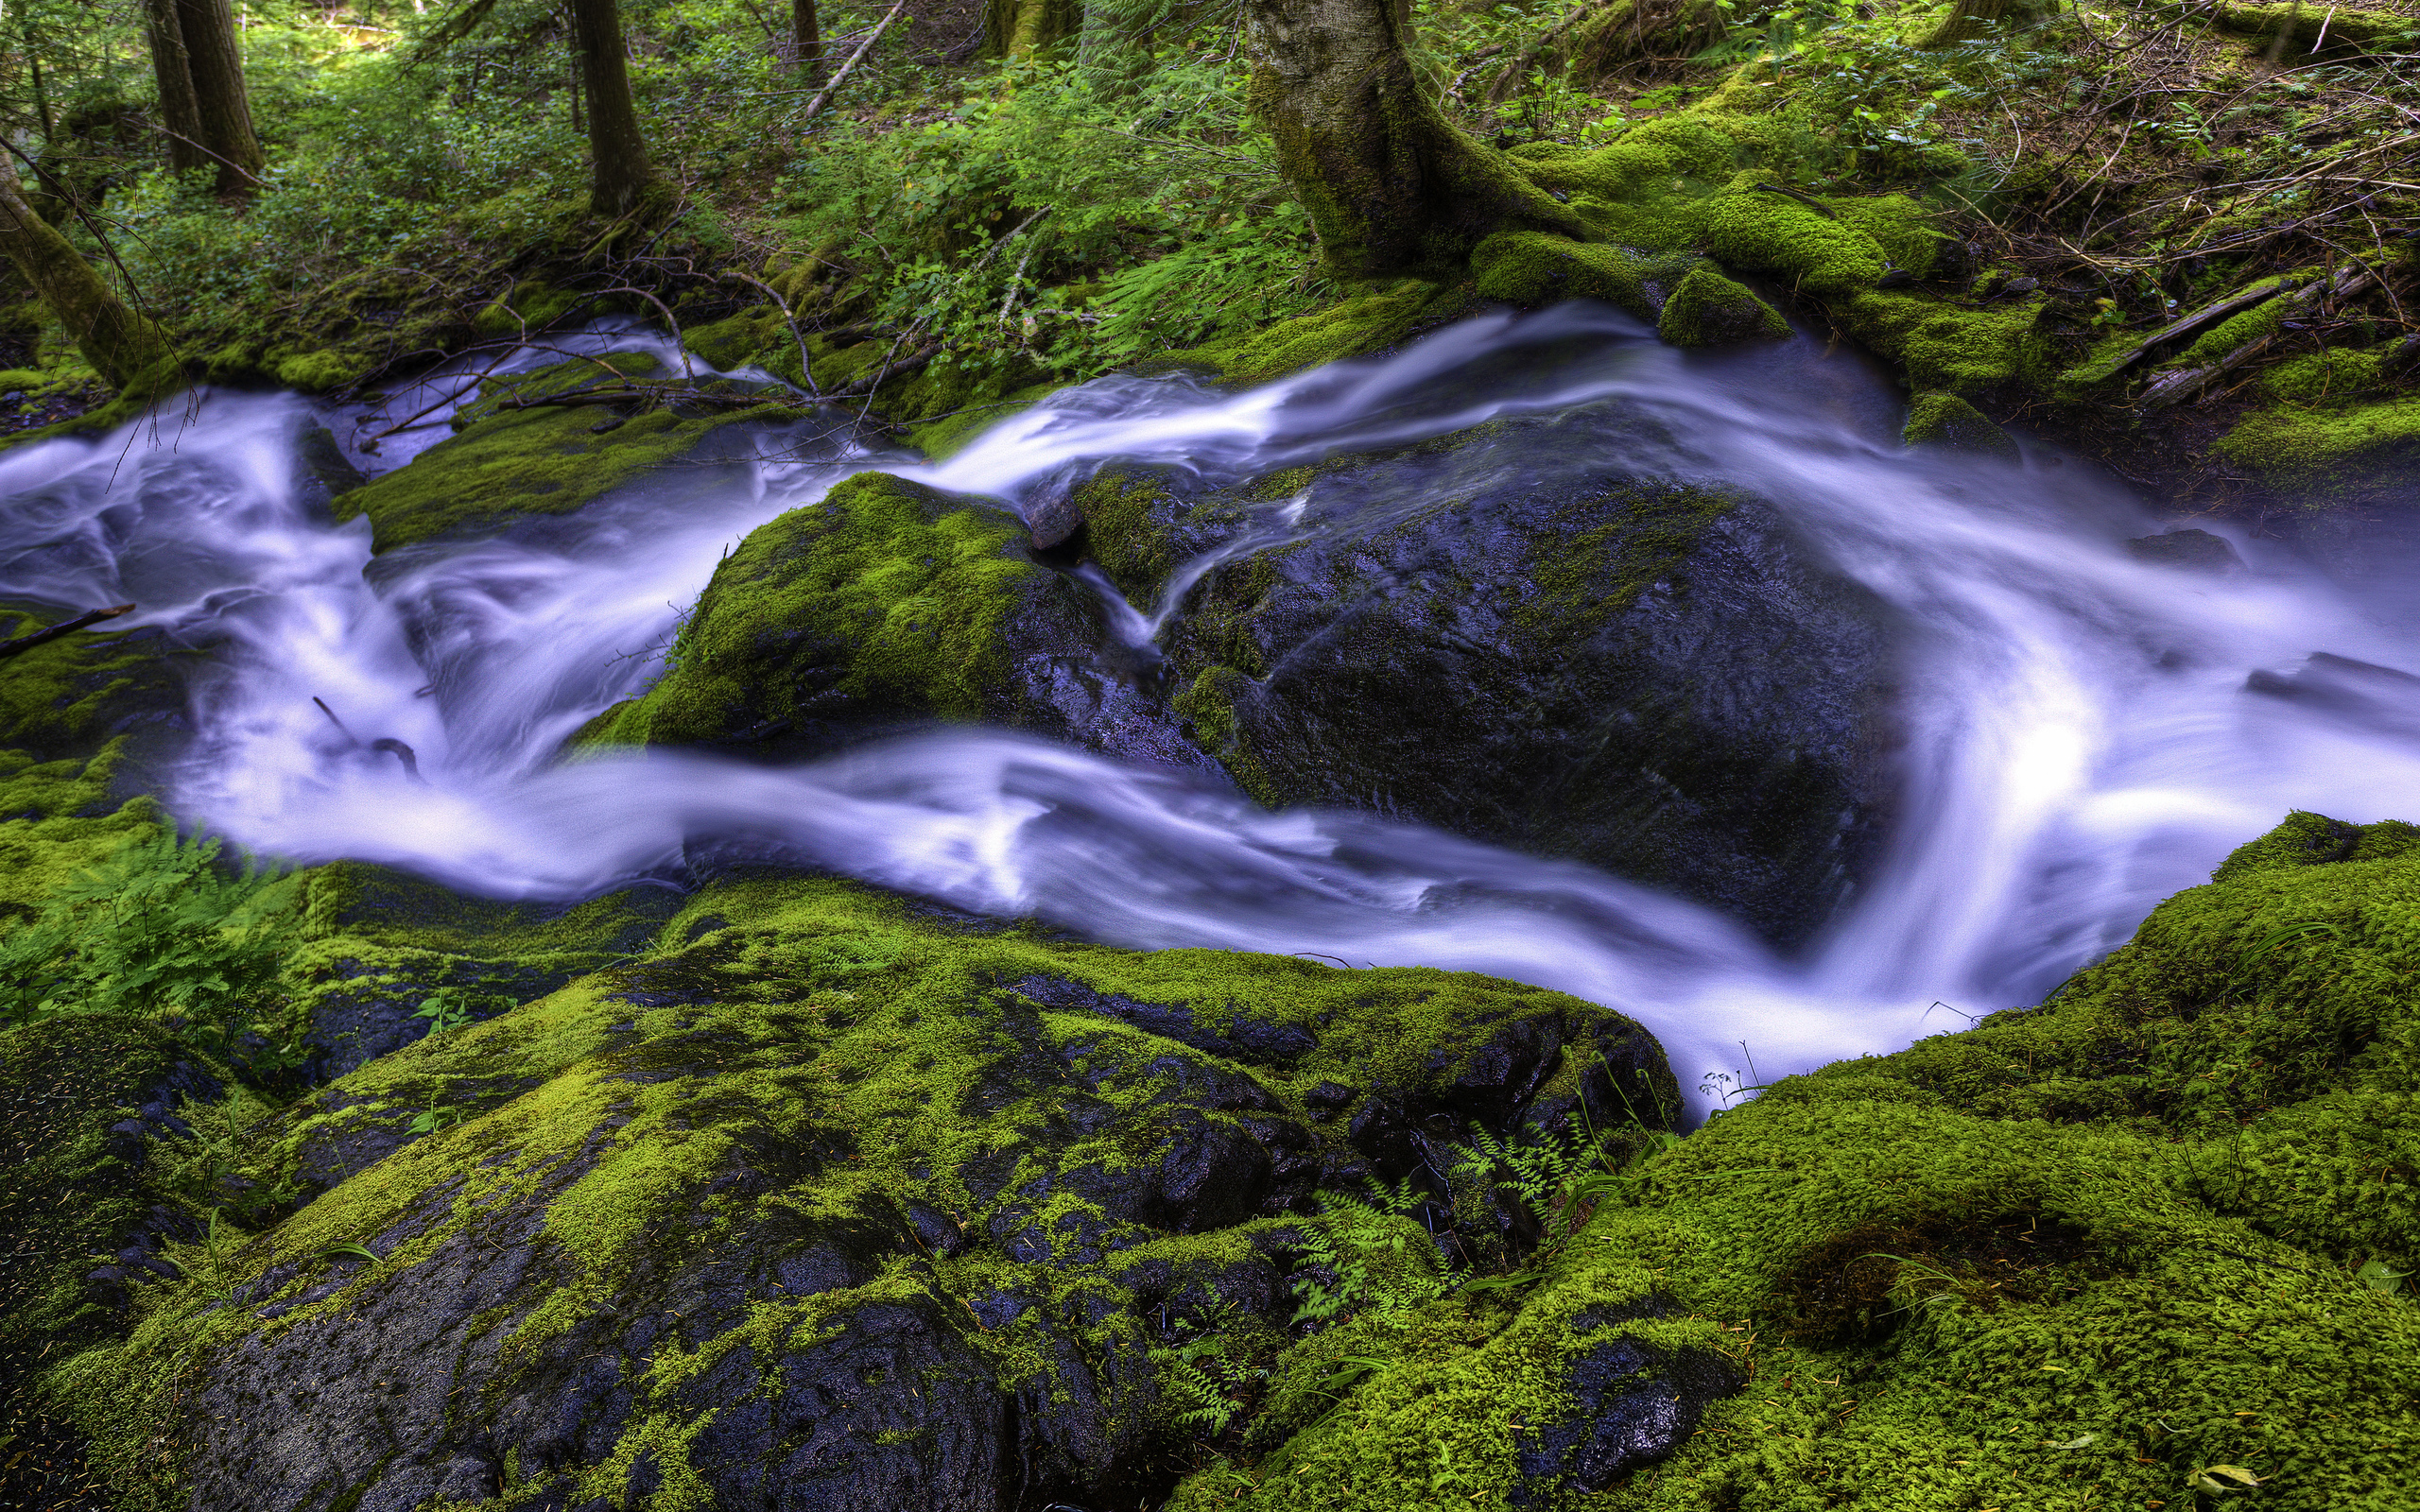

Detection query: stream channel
(7, 304), (2420, 1112)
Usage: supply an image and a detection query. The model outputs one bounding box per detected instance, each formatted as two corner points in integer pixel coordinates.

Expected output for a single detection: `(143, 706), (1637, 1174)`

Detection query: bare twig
(0, 604), (136, 662)
(801, 0), (909, 120)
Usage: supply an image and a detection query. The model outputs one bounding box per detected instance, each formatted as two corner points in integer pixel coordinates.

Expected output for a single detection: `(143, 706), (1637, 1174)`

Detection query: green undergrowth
(579, 469), (1061, 747)
(40, 872), (1670, 1503)
(1166, 808), (2420, 1509)
(329, 356), (788, 552)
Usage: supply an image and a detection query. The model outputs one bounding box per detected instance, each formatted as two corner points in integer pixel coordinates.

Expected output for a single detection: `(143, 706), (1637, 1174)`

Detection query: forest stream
(9, 306), (2420, 1109)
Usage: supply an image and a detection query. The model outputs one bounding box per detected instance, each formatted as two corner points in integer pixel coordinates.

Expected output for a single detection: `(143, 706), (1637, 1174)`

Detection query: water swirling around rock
(5, 304), (2419, 1110)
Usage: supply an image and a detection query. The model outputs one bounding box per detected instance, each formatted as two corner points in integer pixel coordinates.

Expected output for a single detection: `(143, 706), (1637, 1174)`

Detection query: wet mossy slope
(41, 875), (1683, 1511)
(1162, 809), (2420, 1511)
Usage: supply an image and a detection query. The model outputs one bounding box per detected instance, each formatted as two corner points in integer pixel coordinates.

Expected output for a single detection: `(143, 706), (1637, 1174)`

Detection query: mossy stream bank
(11, 728), (2420, 1509)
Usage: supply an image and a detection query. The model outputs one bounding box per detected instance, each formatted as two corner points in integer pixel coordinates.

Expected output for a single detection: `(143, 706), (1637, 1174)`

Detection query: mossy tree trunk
(985, 0), (1081, 58)
(1923, 0), (2052, 46)
(1244, 0), (1587, 277)
(0, 153), (175, 391)
(789, 0), (826, 82)
(568, 0), (666, 217)
(144, 0), (265, 193)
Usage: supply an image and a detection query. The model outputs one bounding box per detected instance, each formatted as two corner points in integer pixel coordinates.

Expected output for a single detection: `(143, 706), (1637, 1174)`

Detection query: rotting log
(2138, 265), (2377, 409)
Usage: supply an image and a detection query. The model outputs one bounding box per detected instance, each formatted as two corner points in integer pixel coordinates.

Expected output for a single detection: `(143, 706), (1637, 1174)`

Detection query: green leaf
(318, 1242), (381, 1264)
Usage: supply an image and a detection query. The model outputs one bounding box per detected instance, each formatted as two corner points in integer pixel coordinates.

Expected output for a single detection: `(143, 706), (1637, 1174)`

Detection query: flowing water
(7, 305), (2420, 1113)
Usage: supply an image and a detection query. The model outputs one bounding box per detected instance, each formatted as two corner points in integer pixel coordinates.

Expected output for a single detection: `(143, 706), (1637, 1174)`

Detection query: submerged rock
(41, 876), (1683, 1512)
(2125, 526), (2242, 572)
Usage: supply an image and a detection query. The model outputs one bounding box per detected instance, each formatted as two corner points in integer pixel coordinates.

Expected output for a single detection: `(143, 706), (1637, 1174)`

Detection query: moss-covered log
(0, 155), (175, 393)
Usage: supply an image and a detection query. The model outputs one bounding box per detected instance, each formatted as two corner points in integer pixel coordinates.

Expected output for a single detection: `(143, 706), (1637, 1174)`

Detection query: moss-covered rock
(329, 356), (789, 553)
(579, 469), (1131, 758)
(0, 607), (198, 767)
(39, 874), (1679, 1511)
(1902, 390), (2018, 456)
(1171, 807), (2420, 1509)
(1654, 265), (1788, 347)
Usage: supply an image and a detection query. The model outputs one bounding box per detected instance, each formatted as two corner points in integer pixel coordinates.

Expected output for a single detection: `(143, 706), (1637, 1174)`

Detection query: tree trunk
(143, 0), (210, 174)
(1922, 0), (2050, 47)
(1245, 0), (1587, 276)
(569, 0), (664, 217)
(984, 0), (1080, 59)
(789, 0), (825, 82)
(177, 0), (267, 192)
(0, 153), (176, 391)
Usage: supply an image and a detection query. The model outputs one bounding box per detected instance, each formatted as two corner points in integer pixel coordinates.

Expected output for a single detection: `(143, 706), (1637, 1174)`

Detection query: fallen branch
(2082, 276), (2306, 383)
(0, 604), (136, 662)
(800, 0), (908, 120)
(2138, 266), (2377, 409)
(720, 269), (822, 397)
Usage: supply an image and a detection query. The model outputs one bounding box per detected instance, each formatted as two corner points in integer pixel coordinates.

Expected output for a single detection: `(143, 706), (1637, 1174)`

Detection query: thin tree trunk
(144, 0), (210, 174)
(174, 0), (266, 191)
(789, 0), (825, 82)
(0, 153), (176, 391)
(569, 0), (663, 216)
(25, 13), (58, 143)
(1244, 0), (1586, 276)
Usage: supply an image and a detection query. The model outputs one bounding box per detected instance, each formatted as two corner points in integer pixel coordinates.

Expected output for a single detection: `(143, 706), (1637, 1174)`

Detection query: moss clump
(2175, 295), (2288, 368)
(583, 470), (1071, 748)
(329, 356), (783, 552)
(268, 350), (369, 394)
(2263, 348), (2385, 404)
(0, 744), (158, 923)
(1691, 179), (1892, 296)
(1470, 232), (1668, 319)
(1182, 808), (2420, 1508)
(2213, 392), (2420, 485)
(1654, 265), (1788, 346)
(1902, 391), (2018, 455)
(1837, 288), (2039, 394)
(906, 377), (1070, 460)
(471, 280), (585, 338)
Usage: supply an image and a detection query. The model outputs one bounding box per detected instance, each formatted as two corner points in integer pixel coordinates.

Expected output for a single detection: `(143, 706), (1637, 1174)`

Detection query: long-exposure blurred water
(7, 305), (2418, 1111)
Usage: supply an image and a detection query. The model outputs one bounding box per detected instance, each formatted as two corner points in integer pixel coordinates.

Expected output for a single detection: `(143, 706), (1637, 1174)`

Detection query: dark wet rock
(53, 875), (1684, 1512)
(1093, 410), (1897, 949)
(1509, 1304), (1745, 1501)
(1024, 475), (1086, 549)
(2244, 650), (2420, 741)
(2126, 527), (2242, 572)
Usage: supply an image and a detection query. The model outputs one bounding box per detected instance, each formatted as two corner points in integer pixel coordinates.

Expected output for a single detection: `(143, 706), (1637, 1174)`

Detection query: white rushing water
(6, 304), (2419, 1112)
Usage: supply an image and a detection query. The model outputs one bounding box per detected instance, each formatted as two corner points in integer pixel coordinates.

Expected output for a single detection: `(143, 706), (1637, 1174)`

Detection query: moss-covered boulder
(1166, 807), (2420, 1509)
(579, 470), (1201, 767)
(330, 356), (793, 554)
(1088, 413), (1895, 950)
(1902, 390), (2019, 456)
(39, 875), (1682, 1511)
(1, 607), (198, 769)
(1655, 265), (1789, 348)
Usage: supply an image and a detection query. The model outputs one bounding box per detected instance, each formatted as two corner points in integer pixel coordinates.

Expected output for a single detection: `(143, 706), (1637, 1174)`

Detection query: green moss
(1837, 289), (2038, 393)
(1072, 469), (1187, 598)
(1187, 806), (2420, 1510)
(2213, 392), (2420, 484)
(1654, 265), (1788, 347)
(1169, 281), (1462, 386)
(1902, 391), (2017, 456)
(907, 377), (1069, 460)
(0, 609), (198, 764)
(0, 744), (158, 921)
(1520, 482), (1739, 629)
(1469, 232), (1666, 319)
(472, 280), (585, 338)
(2263, 348), (2385, 404)
(2176, 296), (2287, 368)
(585, 470), (1051, 747)
(1690, 178), (1891, 296)
(0, 1014), (223, 1367)
(329, 357), (781, 553)
(270, 350), (370, 394)
(43, 870), (1669, 1502)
